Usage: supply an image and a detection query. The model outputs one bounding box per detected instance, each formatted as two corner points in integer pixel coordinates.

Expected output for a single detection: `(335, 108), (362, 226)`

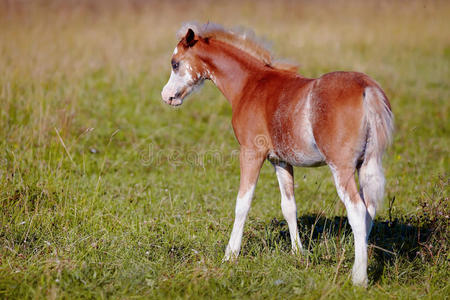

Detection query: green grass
(0, 1), (449, 298)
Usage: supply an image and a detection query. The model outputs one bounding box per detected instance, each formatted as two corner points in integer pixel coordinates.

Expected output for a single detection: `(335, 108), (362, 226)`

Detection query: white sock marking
(224, 185), (255, 260)
(274, 164), (303, 253)
(330, 165), (370, 286)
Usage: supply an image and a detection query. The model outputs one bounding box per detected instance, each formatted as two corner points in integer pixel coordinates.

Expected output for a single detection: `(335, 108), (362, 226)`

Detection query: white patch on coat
(294, 91), (325, 165)
(273, 90), (325, 167)
(204, 69), (217, 84)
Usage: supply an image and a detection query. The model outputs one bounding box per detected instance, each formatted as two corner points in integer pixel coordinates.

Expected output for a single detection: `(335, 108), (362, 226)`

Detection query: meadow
(0, 0), (449, 298)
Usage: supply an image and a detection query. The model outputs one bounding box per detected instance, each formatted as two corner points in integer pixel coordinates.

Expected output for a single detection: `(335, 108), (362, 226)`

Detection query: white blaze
(161, 63), (194, 103)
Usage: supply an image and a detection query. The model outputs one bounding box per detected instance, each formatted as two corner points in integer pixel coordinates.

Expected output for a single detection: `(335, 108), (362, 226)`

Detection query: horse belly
(271, 113), (325, 167)
(272, 135), (325, 167)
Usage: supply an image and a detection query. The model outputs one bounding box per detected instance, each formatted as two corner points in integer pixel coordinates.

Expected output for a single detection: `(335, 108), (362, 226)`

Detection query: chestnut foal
(161, 23), (393, 286)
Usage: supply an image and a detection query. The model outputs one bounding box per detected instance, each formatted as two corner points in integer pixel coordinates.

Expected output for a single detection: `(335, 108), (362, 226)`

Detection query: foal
(161, 23), (393, 286)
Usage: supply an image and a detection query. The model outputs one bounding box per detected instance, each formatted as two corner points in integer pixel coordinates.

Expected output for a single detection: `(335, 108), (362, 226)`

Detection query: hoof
(352, 278), (368, 288)
(223, 247), (238, 263)
(352, 268), (368, 287)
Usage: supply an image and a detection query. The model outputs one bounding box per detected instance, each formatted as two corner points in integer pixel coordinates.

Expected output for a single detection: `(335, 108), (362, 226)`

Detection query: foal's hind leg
(330, 165), (372, 287)
(272, 161), (303, 253)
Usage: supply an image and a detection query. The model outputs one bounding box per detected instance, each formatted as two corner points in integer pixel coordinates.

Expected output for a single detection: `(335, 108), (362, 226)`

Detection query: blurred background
(0, 0), (447, 208)
(0, 0), (448, 298)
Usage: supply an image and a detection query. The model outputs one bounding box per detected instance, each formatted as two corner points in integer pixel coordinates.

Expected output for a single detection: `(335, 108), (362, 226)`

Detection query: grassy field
(0, 0), (449, 298)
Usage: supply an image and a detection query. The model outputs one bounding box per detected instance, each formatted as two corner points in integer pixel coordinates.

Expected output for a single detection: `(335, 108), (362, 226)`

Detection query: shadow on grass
(243, 178), (448, 282)
(243, 212), (444, 283)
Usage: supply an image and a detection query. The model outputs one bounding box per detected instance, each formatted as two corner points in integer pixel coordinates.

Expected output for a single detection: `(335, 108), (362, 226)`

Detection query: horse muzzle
(165, 97), (183, 106)
(161, 88), (184, 106)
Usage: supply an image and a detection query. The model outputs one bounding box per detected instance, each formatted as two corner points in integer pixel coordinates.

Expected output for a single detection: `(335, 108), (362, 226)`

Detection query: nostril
(175, 91), (181, 99)
(169, 96), (175, 100)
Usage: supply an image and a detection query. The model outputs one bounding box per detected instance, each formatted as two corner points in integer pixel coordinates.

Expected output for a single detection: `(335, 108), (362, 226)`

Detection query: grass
(0, 0), (449, 298)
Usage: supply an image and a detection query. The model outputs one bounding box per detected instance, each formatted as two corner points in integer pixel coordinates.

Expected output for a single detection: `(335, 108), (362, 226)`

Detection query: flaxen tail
(359, 86), (394, 217)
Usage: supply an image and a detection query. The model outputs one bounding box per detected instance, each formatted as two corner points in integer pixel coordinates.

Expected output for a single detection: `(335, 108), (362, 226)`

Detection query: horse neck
(197, 40), (264, 108)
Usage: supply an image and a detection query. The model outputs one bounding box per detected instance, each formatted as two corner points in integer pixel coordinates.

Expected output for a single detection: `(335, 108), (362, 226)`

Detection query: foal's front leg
(272, 161), (303, 254)
(224, 148), (265, 261)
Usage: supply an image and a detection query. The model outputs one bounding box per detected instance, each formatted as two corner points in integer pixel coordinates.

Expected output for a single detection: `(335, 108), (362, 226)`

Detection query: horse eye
(172, 61), (179, 71)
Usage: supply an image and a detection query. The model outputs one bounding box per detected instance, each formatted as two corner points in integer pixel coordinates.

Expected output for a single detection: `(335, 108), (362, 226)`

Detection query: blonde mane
(176, 22), (298, 73)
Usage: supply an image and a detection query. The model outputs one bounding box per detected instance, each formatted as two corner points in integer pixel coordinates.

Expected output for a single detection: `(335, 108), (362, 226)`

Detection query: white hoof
(223, 246), (238, 263)
(352, 267), (368, 287)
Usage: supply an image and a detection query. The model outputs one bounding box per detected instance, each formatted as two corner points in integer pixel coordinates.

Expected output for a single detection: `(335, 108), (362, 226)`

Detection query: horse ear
(183, 28), (197, 47)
